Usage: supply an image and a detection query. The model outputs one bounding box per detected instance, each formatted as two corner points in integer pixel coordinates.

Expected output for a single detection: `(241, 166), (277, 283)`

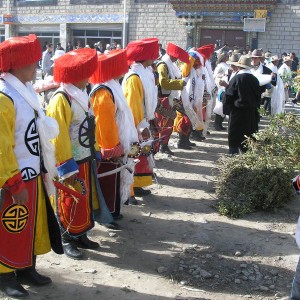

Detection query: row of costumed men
(0, 34), (220, 298)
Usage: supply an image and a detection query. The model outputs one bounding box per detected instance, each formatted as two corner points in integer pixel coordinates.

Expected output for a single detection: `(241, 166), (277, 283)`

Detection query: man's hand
(219, 80), (228, 88)
(141, 128), (151, 140)
(12, 188), (29, 205)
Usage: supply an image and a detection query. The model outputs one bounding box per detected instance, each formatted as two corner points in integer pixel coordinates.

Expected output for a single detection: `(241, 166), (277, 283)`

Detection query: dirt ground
(2, 105), (300, 300)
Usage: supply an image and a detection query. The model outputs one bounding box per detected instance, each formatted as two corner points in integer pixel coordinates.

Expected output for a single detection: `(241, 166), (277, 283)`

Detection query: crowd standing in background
(0, 34), (300, 298)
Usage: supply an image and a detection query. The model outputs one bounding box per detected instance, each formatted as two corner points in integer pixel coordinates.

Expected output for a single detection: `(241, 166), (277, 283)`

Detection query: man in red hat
(196, 44), (217, 139)
(0, 34), (63, 298)
(173, 50), (204, 149)
(89, 50), (139, 211)
(156, 42), (189, 155)
(47, 48), (105, 260)
(123, 38), (159, 200)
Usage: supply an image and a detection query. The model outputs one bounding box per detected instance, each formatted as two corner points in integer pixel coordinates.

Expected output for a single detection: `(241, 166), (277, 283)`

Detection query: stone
(109, 232), (117, 237)
(157, 267), (167, 274)
(82, 269), (97, 274)
(121, 285), (131, 293)
(270, 269), (279, 276)
(235, 251), (242, 257)
(259, 285), (269, 291)
(240, 264), (248, 268)
(178, 267), (184, 271)
(200, 269), (212, 279)
(242, 270), (250, 277)
(235, 279), (241, 284)
(180, 280), (188, 286)
(214, 274), (220, 279)
(269, 285), (275, 290)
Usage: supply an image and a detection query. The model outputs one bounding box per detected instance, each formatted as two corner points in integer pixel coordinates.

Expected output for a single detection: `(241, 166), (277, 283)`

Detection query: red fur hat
(166, 42), (190, 64)
(198, 44), (215, 60)
(89, 49), (128, 84)
(54, 48), (97, 84)
(126, 38), (159, 65)
(0, 34), (42, 72)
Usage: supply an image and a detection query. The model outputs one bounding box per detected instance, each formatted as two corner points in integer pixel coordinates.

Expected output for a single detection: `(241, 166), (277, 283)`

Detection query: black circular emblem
(21, 167), (38, 181)
(2, 205), (29, 233)
(25, 119), (40, 156)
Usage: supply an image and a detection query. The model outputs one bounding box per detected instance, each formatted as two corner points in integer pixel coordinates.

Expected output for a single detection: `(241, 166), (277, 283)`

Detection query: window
(0, 30), (4, 43)
(18, 31), (60, 50)
(70, 0), (120, 4)
(72, 29), (122, 49)
(15, 0), (57, 6)
(134, 0), (167, 2)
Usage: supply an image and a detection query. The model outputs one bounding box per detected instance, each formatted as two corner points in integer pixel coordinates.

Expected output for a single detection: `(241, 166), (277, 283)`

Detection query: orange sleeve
(91, 88), (120, 149)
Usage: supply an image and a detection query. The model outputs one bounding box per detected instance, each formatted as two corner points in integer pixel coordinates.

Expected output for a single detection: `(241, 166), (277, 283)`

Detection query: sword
(79, 112), (114, 224)
(97, 159), (139, 178)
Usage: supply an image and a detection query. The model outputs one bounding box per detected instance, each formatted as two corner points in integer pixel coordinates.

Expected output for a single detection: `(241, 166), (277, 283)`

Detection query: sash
(56, 161), (94, 237)
(0, 179), (37, 269)
(97, 162), (121, 215)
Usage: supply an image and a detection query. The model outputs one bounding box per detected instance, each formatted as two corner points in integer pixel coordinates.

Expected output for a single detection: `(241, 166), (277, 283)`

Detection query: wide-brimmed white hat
(226, 53), (240, 65)
(231, 55), (253, 69)
(216, 52), (228, 64)
(251, 49), (263, 58)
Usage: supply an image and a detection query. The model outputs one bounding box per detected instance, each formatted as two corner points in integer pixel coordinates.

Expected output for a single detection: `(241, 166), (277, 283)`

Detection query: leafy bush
(215, 113), (300, 218)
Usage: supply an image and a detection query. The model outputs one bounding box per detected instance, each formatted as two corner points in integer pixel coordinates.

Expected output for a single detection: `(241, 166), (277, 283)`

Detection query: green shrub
(215, 113), (300, 218)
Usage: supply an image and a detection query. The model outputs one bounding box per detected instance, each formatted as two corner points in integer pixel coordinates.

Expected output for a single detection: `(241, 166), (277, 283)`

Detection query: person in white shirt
(278, 56), (293, 103)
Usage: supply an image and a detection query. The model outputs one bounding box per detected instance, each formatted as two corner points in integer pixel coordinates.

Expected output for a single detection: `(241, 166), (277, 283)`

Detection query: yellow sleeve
(46, 93), (73, 165)
(123, 74), (144, 127)
(91, 88), (120, 149)
(157, 63), (185, 90)
(0, 95), (19, 188)
(182, 56), (195, 78)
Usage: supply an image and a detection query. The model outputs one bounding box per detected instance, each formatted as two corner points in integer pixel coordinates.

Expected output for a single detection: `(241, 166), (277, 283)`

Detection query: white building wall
(259, 2), (300, 55)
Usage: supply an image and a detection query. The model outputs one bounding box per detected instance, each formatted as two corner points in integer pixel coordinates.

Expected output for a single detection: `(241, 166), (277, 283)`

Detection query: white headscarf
(124, 62), (158, 120)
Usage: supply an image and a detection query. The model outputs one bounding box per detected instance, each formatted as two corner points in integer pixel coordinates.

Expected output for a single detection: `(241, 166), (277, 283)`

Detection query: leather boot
(215, 114), (226, 131)
(62, 241), (84, 260)
(128, 196), (139, 205)
(74, 234), (100, 250)
(134, 187), (151, 196)
(186, 131), (196, 146)
(190, 130), (206, 141)
(16, 256), (52, 286)
(0, 272), (29, 298)
(219, 116), (226, 130)
(159, 144), (174, 156)
(177, 133), (192, 150)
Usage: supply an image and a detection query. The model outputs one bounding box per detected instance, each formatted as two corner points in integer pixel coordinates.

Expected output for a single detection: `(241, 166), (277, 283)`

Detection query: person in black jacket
(223, 56), (261, 155)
